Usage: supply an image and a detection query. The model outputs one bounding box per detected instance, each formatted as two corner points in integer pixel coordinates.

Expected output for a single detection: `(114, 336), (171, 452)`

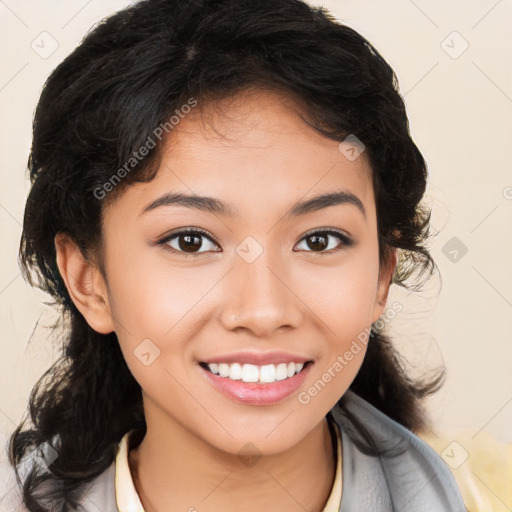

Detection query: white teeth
(241, 364), (259, 383)
(205, 361), (307, 383)
(275, 363), (288, 381)
(228, 363), (242, 380)
(260, 364), (276, 383)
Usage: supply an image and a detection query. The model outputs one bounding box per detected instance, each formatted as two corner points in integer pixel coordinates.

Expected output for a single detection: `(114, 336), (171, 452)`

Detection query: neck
(128, 411), (338, 512)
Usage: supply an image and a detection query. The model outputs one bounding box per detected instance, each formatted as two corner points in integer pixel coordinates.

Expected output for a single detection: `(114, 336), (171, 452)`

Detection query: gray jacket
(1, 390), (467, 511)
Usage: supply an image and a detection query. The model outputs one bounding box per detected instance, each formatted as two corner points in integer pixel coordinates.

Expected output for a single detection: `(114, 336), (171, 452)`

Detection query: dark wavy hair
(8, 0), (444, 509)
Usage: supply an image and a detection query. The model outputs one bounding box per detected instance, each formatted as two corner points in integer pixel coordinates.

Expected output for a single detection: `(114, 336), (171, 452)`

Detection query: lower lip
(200, 364), (312, 405)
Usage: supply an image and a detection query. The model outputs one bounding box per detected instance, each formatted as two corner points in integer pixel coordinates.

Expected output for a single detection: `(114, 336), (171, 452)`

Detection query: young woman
(4, 0), (467, 510)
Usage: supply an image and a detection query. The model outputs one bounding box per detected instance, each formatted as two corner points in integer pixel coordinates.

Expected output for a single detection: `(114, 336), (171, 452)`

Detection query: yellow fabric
(418, 429), (512, 512)
(322, 419), (343, 511)
(115, 422), (343, 512)
(115, 430), (144, 512)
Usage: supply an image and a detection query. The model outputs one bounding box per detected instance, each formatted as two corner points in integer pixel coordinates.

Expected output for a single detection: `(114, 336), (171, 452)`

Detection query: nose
(219, 249), (303, 338)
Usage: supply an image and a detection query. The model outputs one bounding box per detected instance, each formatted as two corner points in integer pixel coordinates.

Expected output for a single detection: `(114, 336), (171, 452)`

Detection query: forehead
(109, 89), (375, 224)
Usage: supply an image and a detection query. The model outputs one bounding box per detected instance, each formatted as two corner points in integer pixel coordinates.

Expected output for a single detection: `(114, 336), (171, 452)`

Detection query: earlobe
(54, 233), (115, 334)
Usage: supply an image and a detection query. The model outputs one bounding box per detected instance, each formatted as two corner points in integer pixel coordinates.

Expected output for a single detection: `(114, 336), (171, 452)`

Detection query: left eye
(157, 228), (354, 257)
(295, 229), (354, 253)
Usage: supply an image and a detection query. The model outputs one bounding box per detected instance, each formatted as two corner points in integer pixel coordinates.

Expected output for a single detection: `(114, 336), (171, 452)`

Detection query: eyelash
(155, 227), (355, 259)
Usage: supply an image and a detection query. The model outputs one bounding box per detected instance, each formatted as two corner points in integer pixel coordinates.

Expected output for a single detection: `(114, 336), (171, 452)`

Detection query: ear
(54, 232), (115, 334)
(371, 248), (398, 324)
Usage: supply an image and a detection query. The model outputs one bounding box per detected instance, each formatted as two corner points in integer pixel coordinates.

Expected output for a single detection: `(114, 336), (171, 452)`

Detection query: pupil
(180, 234), (202, 252)
(308, 234), (327, 251)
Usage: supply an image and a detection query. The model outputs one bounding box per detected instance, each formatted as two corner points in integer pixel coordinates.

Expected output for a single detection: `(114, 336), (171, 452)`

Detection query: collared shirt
(115, 420), (343, 512)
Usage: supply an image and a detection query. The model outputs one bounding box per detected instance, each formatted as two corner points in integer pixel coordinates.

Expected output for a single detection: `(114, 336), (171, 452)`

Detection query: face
(76, 89), (394, 456)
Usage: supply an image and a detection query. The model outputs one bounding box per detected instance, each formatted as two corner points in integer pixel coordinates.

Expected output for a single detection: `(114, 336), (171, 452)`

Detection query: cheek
(104, 243), (220, 385)
(105, 240), (204, 334)
(299, 246), (379, 397)
(295, 245), (381, 334)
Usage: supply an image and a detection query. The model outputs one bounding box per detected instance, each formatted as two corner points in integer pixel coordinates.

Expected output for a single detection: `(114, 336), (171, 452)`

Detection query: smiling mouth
(199, 361), (313, 384)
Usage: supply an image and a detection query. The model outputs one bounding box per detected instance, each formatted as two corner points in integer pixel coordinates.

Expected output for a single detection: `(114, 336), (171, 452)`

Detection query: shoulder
(0, 432), (118, 512)
(76, 461), (118, 512)
(329, 390), (467, 512)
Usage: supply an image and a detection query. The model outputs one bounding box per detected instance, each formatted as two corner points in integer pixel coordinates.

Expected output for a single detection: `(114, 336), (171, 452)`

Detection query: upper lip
(201, 351), (312, 366)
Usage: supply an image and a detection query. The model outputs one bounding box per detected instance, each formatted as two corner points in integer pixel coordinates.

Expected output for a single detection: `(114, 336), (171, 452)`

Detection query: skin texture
(55, 88), (396, 511)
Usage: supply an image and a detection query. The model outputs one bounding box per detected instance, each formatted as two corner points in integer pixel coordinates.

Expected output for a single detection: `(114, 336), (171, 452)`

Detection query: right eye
(156, 228), (221, 258)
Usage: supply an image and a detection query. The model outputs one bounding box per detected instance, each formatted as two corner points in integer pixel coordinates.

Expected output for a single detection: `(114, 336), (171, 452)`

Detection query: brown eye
(158, 228), (220, 257)
(174, 233), (205, 253)
(295, 229), (354, 254)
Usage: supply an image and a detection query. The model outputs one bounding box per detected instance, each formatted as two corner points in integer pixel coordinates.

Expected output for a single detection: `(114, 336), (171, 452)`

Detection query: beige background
(1, 0), (511, 453)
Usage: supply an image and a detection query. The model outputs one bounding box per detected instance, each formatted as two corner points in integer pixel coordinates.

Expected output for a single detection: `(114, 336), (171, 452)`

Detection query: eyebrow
(140, 190), (366, 220)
